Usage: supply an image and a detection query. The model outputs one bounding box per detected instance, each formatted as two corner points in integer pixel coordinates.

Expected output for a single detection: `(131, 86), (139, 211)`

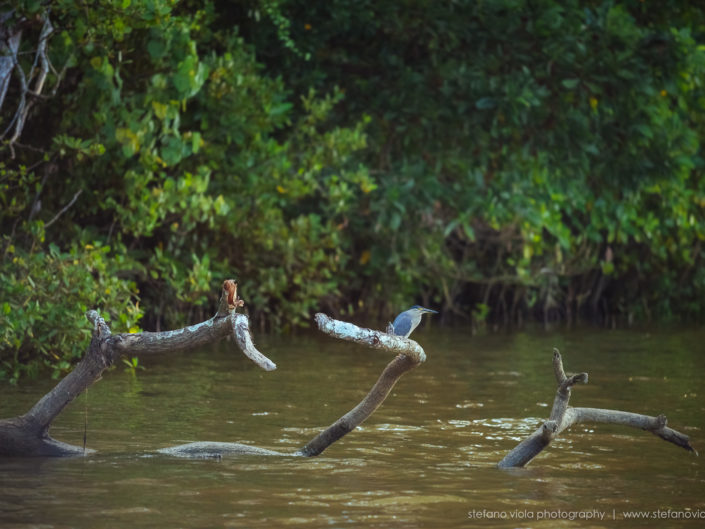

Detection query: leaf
(475, 97), (497, 110)
(191, 131), (202, 154)
(161, 136), (188, 165)
(270, 102), (293, 117)
(115, 128), (140, 155)
(152, 101), (168, 119)
(389, 212), (402, 230)
(147, 39), (165, 59)
(443, 219), (460, 237)
(173, 56), (196, 95)
(462, 223), (475, 241)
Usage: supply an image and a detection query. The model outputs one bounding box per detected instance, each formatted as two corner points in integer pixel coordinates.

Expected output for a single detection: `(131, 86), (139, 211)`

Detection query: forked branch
(160, 314), (427, 458)
(497, 349), (697, 468)
(0, 280), (274, 457)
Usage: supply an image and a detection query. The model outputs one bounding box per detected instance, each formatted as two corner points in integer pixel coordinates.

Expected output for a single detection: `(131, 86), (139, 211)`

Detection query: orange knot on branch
(223, 280), (245, 310)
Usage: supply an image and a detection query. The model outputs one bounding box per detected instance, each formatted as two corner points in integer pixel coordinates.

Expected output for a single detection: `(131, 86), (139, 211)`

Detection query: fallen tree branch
(497, 349), (697, 468)
(160, 313), (427, 458)
(0, 280), (275, 457)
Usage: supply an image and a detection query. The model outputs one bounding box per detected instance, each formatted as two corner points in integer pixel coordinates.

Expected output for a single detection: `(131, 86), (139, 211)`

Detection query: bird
(389, 305), (438, 338)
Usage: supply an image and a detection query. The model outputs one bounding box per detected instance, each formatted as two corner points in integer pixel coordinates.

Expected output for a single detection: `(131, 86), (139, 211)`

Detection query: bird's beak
(421, 308), (438, 314)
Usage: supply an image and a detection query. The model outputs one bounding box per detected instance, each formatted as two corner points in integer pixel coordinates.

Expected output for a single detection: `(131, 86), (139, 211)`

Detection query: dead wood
(160, 313), (427, 458)
(0, 280), (274, 457)
(497, 349), (697, 468)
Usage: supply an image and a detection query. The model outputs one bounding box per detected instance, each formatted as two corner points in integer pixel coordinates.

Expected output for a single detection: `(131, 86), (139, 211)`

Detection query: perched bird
(390, 305), (438, 338)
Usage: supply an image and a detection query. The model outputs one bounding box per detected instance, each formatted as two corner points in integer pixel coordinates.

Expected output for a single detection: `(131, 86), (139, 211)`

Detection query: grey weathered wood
(0, 281), (274, 457)
(157, 441), (286, 458)
(313, 313), (426, 363)
(497, 349), (697, 468)
(297, 314), (425, 456)
(0, 11), (21, 112)
(162, 314), (427, 458)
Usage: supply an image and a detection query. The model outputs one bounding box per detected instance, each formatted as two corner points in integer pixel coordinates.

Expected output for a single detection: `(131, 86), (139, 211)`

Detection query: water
(1, 326), (704, 528)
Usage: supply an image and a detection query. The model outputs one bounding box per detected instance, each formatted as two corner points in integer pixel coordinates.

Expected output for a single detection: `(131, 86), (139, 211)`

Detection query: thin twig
(44, 189), (82, 228)
(29, 16), (54, 96)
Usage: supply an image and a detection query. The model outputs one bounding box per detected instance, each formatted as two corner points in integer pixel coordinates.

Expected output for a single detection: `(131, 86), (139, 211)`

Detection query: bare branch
(1, 45), (26, 151)
(1, 13), (57, 156)
(0, 280), (275, 457)
(552, 347), (566, 384)
(314, 312), (426, 363)
(297, 315), (426, 456)
(3, 38), (28, 151)
(44, 189), (82, 228)
(231, 314), (276, 371)
(0, 15), (22, 111)
(498, 350), (696, 468)
(569, 408), (696, 455)
(29, 15), (53, 95)
(298, 353), (417, 457)
(162, 314), (427, 459)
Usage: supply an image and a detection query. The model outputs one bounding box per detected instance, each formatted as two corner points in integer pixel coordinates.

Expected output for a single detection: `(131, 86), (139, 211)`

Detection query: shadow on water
(1, 326), (704, 528)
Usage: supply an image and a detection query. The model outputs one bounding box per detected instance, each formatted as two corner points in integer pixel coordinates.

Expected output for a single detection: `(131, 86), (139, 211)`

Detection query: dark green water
(1, 326), (704, 528)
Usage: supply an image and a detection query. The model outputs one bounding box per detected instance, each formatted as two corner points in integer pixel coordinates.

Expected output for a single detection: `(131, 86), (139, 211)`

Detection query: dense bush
(2, 0), (704, 382)
(1, 0), (372, 381)
(242, 0), (705, 323)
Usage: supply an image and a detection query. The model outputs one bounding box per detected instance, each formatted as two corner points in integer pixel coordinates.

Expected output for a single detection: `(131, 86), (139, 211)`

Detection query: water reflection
(1, 326), (704, 527)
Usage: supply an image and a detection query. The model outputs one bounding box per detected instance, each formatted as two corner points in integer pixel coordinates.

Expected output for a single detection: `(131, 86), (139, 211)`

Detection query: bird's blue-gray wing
(392, 312), (412, 337)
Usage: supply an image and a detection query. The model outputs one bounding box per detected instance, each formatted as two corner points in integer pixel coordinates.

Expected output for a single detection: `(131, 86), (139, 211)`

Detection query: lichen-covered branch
(314, 312), (426, 363)
(497, 350), (696, 468)
(0, 280), (274, 457)
(231, 314), (276, 371)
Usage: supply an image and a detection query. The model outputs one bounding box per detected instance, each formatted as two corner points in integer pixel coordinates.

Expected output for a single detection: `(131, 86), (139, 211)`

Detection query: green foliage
(122, 356), (145, 376)
(0, 216), (141, 383)
(2, 0), (705, 383)
(1, 0), (371, 381)
(245, 0), (705, 323)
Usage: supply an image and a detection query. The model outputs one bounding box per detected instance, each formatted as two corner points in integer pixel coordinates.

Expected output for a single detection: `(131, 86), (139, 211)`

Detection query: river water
(1, 325), (704, 528)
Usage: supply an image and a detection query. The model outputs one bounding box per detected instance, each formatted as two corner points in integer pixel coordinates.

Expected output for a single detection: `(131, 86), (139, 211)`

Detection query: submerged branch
(297, 353), (417, 457)
(297, 314), (425, 456)
(498, 350), (696, 468)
